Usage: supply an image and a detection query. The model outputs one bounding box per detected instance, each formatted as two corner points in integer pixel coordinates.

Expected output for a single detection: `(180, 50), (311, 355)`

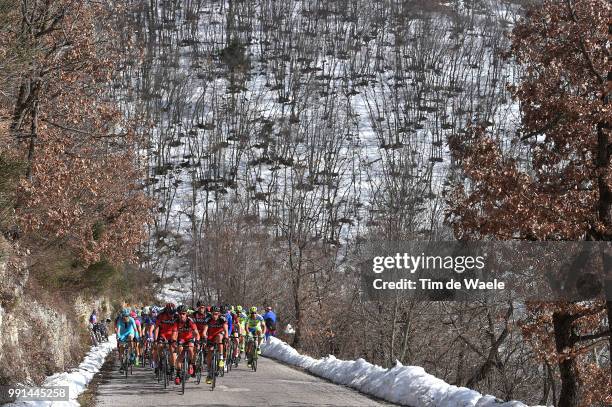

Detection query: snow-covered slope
(5, 336), (116, 407)
(261, 337), (541, 407)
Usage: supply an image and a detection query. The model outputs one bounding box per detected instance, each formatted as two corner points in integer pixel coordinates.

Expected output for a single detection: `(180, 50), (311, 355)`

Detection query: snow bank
(6, 336), (117, 407)
(261, 337), (537, 407)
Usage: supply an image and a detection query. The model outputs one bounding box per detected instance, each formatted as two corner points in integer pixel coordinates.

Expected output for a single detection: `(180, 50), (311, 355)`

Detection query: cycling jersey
(225, 311), (233, 335)
(236, 312), (247, 329)
(192, 311), (207, 335)
(155, 311), (176, 340)
(142, 315), (156, 326)
(174, 317), (198, 342)
(246, 314), (264, 335)
(229, 312), (239, 329)
(141, 315), (156, 338)
(204, 315), (227, 340)
(117, 316), (139, 342)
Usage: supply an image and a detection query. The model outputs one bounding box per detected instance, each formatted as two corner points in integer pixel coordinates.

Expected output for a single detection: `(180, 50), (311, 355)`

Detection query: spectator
(262, 306), (277, 340)
(89, 309), (97, 325)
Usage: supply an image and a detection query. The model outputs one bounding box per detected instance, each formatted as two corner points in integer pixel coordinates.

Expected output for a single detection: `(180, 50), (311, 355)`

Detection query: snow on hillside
(261, 337), (541, 407)
(5, 336), (116, 407)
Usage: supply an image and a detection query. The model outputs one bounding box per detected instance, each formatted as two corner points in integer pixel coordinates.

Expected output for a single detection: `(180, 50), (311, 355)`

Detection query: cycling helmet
(230, 305), (235, 312)
(236, 305), (243, 312)
(164, 302), (175, 312)
(196, 300), (205, 307)
(220, 305), (228, 313)
(211, 305), (220, 313)
(177, 305), (188, 313)
(130, 311), (137, 318)
(136, 310), (142, 317)
(249, 306), (257, 313)
(142, 306), (150, 314)
(121, 308), (130, 317)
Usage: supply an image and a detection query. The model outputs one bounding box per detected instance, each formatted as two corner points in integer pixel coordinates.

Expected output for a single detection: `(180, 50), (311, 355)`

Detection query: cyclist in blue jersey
(221, 304), (233, 335)
(221, 305), (233, 362)
(141, 306), (156, 368)
(115, 308), (140, 372)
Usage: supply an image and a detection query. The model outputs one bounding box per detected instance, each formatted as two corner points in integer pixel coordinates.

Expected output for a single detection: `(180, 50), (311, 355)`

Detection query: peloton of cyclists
(113, 301), (276, 382)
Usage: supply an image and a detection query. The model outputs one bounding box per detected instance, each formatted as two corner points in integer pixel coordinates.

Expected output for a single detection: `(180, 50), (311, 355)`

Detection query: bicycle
(245, 334), (260, 372)
(207, 340), (222, 391)
(176, 340), (194, 394)
(141, 338), (153, 368)
(89, 324), (99, 346)
(194, 340), (206, 385)
(226, 336), (235, 372)
(118, 339), (135, 380)
(95, 321), (110, 342)
(156, 339), (173, 389)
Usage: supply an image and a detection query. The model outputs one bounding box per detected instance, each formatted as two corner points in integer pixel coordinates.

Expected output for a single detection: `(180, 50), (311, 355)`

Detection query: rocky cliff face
(0, 237), (111, 384)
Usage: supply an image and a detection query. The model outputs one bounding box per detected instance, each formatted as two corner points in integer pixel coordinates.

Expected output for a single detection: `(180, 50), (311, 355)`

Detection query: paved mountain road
(94, 355), (394, 406)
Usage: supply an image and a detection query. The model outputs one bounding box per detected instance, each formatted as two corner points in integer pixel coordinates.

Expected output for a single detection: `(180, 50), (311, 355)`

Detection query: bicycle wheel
(156, 353), (161, 382)
(162, 350), (168, 389)
(211, 349), (217, 391)
(246, 340), (253, 369)
(128, 349), (136, 375)
(123, 348), (129, 380)
(195, 350), (203, 385)
(227, 340), (233, 372)
(181, 351), (187, 395)
(140, 343), (146, 368)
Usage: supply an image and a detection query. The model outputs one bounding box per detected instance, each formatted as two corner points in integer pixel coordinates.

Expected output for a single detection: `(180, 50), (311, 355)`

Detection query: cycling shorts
(247, 327), (262, 336)
(118, 332), (139, 343)
(158, 332), (173, 341)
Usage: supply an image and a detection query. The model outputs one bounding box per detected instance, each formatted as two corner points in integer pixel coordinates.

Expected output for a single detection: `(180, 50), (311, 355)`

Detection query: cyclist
(129, 310), (143, 366)
(245, 306), (266, 366)
(220, 305), (233, 361)
(173, 305), (200, 385)
(153, 303), (177, 375)
(262, 306), (277, 340)
(115, 308), (140, 372)
(141, 306), (156, 368)
(202, 305), (228, 384)
(228, 305), (241, 365)
(192, 300), (208, 340)
(235, 305), (247, 353)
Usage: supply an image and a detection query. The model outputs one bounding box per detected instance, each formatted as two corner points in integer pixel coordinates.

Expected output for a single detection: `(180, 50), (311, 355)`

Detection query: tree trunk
(292, 281), (301, 347)
(553, 311), (579, 407)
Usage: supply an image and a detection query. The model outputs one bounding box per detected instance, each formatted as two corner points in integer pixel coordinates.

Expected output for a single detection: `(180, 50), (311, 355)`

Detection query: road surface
(94, 355), (393, 406)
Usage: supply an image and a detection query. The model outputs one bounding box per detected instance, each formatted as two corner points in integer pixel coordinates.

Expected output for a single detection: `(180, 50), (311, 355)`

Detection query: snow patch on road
(6, 336), (116, 407)
(261, 337), (539, 407)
